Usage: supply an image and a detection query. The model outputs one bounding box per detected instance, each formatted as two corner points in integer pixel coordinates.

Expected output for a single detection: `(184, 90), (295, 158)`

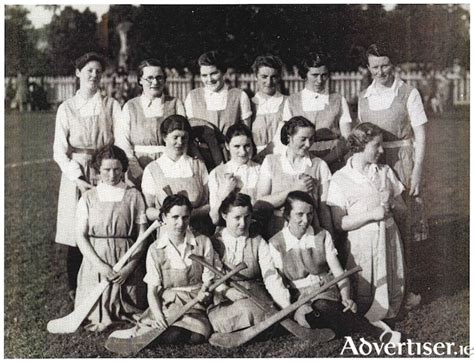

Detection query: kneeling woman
(75, 145), (148, 332)
(208, 192), (289, 333)
(137, 194), (216, 343)
(268, 191), (391, 340)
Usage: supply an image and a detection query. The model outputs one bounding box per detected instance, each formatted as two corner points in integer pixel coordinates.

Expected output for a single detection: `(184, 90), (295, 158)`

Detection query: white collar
(364, 77), (402, 98)
(157, 153), (194, 178)
(97, 181), (126, 190)
(221, 227), (248, 245)
(252, 91), (283, 104)
(226, 159), (257, 173)
(282, 225), (316, 251)
(344, 157), (383, 186)
(302, 87), (329, 104)
(140, 94), (163, 108)
(74, 90), (101, 109)
(280, 149), (312, 174)
(155, 229), (197, 249)
(204, 83), (228, 96)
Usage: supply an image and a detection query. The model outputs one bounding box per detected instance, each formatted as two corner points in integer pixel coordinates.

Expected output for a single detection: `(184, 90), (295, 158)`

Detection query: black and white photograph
(4, 2), (470, 358)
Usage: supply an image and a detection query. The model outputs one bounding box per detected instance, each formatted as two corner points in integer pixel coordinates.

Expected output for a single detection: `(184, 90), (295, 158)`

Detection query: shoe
(405, 292), (421, 310)
(379, 330), (402, 344)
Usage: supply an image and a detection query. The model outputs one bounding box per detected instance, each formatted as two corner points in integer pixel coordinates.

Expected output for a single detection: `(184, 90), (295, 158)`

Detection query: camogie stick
(208, 266), (362, 348)
(189, 255), (335, 342)
(105, 261), (247, 356)
(46, 220), (161, 334)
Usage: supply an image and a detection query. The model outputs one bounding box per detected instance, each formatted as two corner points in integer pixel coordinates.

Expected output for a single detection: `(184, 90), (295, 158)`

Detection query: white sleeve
(114, 103), (135, 158)
(386, 166), (405, 197)
(260, 240), (291, 309)
(75, 196), (88, 222)
(201, 237), (216, 286)
(199, 160), (209, 185)
(184, 93), (194, 118)
(208, 169), (219, 215)
(326, 178), (347, 210)
(258, 156), (273, 184)
(282, 99), (292, 122)
(317, 159), (332, 184)
(407, 88), (428, 127)
(143, 247), (163, 288)
(240, 91), (253, 120)
(339, 96), (353, 124)
(141, 165), (156, 196)
(53, 103), (82, 181)
(323, 230), (338, 257)
(175, 98), (187, 117)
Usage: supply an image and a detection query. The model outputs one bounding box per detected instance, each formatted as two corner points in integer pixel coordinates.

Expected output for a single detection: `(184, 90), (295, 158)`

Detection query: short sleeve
(258, 156), (273, 184)
(317, 159), (332, 184)
(143, 247), (163, 287)
(208, 168), (219, 212)
(198, 159), (209, 185)
(175, 98), (187, 117)
(141, 165), (156, 196)
(184, 93), (193, 118)
(323, 231), (338, 257)
(326, 178), (347, 210)
(201, 237), (216, 286)
(386, 166), (405, 197)
(134, 191), (148, 224)
(407, 88), (428, 127)
(75, 196), (89, 222)
(282, 100), (292, 122)
(339, 96), (353, 124)
(239, 91), (253, 120)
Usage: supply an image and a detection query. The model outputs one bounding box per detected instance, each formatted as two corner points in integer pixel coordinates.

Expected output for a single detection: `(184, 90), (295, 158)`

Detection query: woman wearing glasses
(116, 59), (186, 188)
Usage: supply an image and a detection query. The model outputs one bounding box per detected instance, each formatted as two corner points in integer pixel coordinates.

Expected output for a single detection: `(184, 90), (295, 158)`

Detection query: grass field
(4, 108), (470, 357)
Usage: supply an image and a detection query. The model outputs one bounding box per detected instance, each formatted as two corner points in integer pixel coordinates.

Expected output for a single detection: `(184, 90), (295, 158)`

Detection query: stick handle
(112, 220), (160, 272)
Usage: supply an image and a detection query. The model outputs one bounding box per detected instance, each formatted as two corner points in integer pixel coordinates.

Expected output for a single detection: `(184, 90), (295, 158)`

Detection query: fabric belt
(169, 284), (201, 292)
(290, 274), (324, 289)
(382, 139), (412, 148)
(89, 235), (130, 239)
(71, 147), (96, 155)
(134, 145), (166, 154)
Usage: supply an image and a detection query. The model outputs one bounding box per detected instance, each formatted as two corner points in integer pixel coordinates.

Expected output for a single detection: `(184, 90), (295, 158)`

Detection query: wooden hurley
(105, 261), (247, 356)
(209, 266), (362, 348)
(47, 220), (161, 334)
(189, 255), (335, 342)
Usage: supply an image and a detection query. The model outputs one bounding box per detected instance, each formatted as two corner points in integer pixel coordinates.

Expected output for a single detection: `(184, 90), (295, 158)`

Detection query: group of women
(53, 44), (428, 347)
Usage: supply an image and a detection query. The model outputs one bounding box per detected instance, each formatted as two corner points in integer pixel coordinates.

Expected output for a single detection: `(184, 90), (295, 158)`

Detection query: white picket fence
(9, 71), (470, 106)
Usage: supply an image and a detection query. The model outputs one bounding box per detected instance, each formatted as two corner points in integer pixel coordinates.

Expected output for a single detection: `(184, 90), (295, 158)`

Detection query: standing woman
(208, 192), (289, 334)
(141, 115), (211, 234)
(250, 55), (287, 154)
(116, 59), (186, 188)
(208, 124), (260, 225)
(75, 145), (148, 331)
(280, 52), (353, 172)
(327, 123), (406, 323)
(256, 116), (333, 239)
(53, 52), (121, 300)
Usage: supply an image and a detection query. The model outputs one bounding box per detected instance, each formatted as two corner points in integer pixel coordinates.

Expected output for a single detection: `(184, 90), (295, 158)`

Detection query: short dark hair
(159, 194), (193, 222)
(92, 144), (129, 173)
(198, 50), (227, 73)
(74, 52), (106, 71)
(299, 52), (330, 79)
(347, 122), (384, 153)
(280, 116), (315, 145)
(283, 191), (315, 221)
(218, 192), (253, 226)
(160, 114), (193, 140)
(252, 55), (284, 76)
(366, 43), (394, 64)
(137, 59), (166, 83)
(225, 123), (257, 158)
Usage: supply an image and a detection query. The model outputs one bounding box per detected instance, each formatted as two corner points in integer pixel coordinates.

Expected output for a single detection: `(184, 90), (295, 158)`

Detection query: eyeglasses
(142, 76), (165, 84)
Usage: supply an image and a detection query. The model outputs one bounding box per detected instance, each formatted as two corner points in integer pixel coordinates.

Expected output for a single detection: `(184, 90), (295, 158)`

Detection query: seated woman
(208, 192), (289, 334)
(256, 116), (334, 239)
(327, 122), (406, 326)
(141, 114), (212, 235)
(267, 191), (400, 342)
(208, 124), (260, 225)
(75, 144), (148, 332)
(116, 59), (186, 188)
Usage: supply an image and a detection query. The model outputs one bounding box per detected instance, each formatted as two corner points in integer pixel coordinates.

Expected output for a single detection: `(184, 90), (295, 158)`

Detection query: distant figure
(13, 72), (28, 112)
(112, 66), (132, 106)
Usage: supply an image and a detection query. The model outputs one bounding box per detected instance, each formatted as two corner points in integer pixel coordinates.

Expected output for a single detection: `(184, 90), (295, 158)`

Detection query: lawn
(4, 107), (469, 357)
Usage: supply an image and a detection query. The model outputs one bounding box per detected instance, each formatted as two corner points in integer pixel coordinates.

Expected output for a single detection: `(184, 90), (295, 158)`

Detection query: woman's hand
(342, 298), (357, 313)
(75, 179), (93, 194)
(110, 268), (132, 285)
(296, 174), (314, 193)
(151, 311), (168, 330)
(96, 263), (114, 280)
(293, 303), (313, 328)
(409, 165), (422, 196)
(197, 283), (211, 304)
(371, 206), (390, 222)
(221, 173), (238, 196)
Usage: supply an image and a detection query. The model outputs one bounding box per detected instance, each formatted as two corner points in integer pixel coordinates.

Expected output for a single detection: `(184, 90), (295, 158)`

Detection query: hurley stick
(209, 266), (362, 348)
(189, 255), (335, 341)
(105, 261), (247, 356)
(47, 220), (161, 334)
